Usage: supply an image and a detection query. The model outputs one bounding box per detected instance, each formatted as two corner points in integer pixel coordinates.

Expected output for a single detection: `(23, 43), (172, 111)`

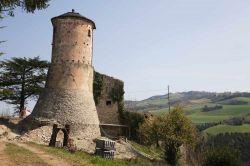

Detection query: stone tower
(27, 10), (101, 143)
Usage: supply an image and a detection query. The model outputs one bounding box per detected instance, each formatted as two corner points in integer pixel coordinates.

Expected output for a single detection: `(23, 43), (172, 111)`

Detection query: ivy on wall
(109, 82), (124, 103)
(109, 81), (125, 121)
(93, 71), (125, 123)
(93, 71), (103, 104)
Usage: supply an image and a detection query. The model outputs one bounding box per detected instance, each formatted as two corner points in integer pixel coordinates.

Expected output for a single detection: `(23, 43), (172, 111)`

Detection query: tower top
(51, 10), (96, 29)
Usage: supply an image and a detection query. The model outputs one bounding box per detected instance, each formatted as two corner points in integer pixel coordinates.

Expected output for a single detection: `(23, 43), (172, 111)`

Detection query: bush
(138, 115), (162, 146)
(227, 100), (248, 105)
(203, 146), (241, 166)
(196, 122), (221, 132)
(164, 140), (181, 166)
(138, 106), (197, 165)
(207, 133), (250, 165)
(122, 111), (148, 141)
(202, 105), (223, 112)
(162, 107), (197, 165)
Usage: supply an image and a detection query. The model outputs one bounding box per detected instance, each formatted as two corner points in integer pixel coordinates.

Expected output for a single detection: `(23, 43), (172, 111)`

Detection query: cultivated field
(204, 124), (250, 135)
(126, 92), (250, 134)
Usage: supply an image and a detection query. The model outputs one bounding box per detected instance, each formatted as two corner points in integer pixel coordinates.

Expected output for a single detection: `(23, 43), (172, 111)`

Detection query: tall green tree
(0, 0), (50, 16)
(203, 146), (241, 166)
(138, 115), (162, 147)
(161, 107), (196, 166)
(0, 56), (49, 112)
(138, 106), (197, 166)
(0, 0), (50, 56)
(0, 14), (5, 56)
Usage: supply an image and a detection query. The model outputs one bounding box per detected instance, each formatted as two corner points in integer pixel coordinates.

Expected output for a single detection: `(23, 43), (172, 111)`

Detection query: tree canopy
(0, 0), (50, 16)
(138, 107), (197, 165)
(0, 0), (51, 56)
(0, 15), (5, 56)
(0, 56), (49, 112)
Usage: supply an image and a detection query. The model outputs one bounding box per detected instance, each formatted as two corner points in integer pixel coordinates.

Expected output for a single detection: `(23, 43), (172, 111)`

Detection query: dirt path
(0, 142), (13, 166)
(12, 142), (71, 166)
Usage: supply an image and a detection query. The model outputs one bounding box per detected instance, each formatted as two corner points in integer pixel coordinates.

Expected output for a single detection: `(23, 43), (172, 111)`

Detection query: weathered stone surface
(29, 88), (100, 138)
(27, 11), (101, 145)
(96, 74), (123, 125)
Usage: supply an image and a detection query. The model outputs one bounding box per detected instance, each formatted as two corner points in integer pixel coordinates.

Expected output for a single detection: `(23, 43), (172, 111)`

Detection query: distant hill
(125, 91), (250, 123)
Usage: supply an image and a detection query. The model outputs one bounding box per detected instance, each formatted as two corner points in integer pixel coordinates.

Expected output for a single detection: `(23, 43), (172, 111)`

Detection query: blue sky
(1, 0), (250, 100)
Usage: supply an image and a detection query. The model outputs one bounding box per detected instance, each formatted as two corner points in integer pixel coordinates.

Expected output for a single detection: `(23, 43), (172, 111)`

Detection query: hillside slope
(125, 91), (250, 123)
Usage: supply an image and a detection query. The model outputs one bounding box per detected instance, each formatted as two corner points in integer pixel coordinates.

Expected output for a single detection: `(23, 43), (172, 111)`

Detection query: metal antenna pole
(168, 85), (170, 113)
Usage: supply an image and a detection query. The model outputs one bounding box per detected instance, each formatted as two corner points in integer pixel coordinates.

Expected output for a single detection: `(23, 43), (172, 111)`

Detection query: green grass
(136, 93), (184, 107)
(129, 141), (163, 160)
(217, 97), (250, 105)
(137, 98), (167, 107)
(151, 104), (246, 124)
(138, 96), (250, 123)
(204, 124), (250, 135)
(151, 101), (250, 123)
(186, 104), (250, 123)
(27, 142), (166, 166)
(5, 143), (49, 166)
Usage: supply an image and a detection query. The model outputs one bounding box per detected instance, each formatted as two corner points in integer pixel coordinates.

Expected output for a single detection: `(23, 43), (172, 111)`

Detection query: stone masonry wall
(47, 18), (93, 90)
(96, 74), (124, 125)
(27, 13), (101, 144)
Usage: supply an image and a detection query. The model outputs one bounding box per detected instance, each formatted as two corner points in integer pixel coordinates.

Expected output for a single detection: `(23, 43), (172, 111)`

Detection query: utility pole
(168, 85), (170, 113)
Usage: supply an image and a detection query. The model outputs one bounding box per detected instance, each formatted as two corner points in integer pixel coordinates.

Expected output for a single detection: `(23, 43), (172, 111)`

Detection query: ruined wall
(95, 73), (124, 125)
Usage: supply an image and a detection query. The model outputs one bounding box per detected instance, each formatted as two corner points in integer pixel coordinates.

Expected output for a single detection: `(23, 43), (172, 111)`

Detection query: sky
(1, 0), (250, 101)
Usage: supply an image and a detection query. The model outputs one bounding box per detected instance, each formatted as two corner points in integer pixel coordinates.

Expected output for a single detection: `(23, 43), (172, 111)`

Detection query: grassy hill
(125, 91), (250, 124)
(184, 103), (250, 123)
(204, 124), (250, 135)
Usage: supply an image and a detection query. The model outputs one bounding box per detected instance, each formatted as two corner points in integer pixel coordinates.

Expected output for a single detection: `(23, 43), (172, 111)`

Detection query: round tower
(27, 10), (101, 145)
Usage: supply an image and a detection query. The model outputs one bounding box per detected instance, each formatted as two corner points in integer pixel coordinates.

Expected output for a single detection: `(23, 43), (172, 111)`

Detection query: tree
(0, 0), (50, 16)
(161, 107), (197, 166)
(203, 146), (241, 166)
(122, 111), (146, 141)
(138, 106), (197, 166)
(0, 14), (5, 56)
(0, 0), (50, 56)
(138, 115), (162, 147)
(0, 56), (49, 112)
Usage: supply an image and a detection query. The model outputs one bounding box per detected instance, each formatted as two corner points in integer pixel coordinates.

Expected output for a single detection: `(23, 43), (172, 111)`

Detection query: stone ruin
(0, 10), (156, 160)
(17, 11), (140, 159)
(24, 10), (101, 150)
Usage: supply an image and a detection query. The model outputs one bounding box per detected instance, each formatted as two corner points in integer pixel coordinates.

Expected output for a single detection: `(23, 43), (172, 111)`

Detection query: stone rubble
(0, 118), (139, 159)
(10, 124), (138, 159)
(0, 125), (20, 141)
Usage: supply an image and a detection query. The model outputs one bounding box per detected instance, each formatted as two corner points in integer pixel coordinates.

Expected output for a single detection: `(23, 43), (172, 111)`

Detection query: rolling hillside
(125, 91), (250, 123)
(204, 124), (250, 135)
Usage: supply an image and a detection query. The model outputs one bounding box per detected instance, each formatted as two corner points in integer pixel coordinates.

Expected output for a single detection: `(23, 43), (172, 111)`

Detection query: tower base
(26, 88), (101, 140)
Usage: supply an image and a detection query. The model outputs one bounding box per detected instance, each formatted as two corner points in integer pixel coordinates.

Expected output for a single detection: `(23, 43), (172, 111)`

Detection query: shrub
(202, 105), (223, 112)
(122, 111), (148, 141)
(138, 115), (162, 146)
(203, 146), (241, 166)
(162, 107), (197, 165)
(138, 106), (197, 165)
